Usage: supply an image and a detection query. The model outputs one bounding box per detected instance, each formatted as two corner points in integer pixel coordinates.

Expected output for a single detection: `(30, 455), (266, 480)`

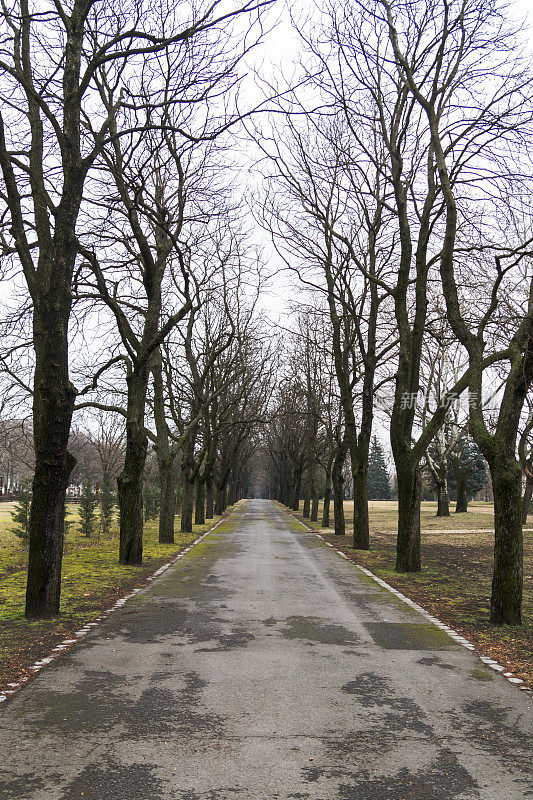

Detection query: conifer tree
(367, 438), (391, 500)
(10, 480), (32, 546)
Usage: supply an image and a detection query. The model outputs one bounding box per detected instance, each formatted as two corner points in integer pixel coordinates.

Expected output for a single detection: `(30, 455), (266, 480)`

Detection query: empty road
(0, 500), (531, 799)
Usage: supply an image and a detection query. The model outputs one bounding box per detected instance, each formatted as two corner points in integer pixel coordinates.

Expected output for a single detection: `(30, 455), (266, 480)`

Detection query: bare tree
(211, 320), (274, 514)
(0, 0), (273, 617)
(294, 0), (521, 584)
(379, 0), (533, 622)
(256, 110), (396, 548)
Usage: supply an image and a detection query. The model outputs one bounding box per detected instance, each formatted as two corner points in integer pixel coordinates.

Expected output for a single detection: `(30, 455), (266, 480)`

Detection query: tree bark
(25, 303), (77, 617)
(215, 484), (226, 515)
(436, 480), (450, 517)
(205, 478), (214, 519)
(455, 471), (468, 513)
(152, 348), (177, 544)
(307, 447), (319, 522)
(352, 462), (370, 549)
(332, 446), (346, 536)
(490, 457), (523, 624)
(228, 481), (237, 507)
(332, 475), (345, 536)
(290, 465), (302, 511)
(395, 463), (421, 572)
(303, 492), (310, 518)
(322, 467), (332, 527)
(158, 454), (177, 543)
(195, 479), (205, 525)
(118, 369), (149, 565)
(181, 475), (194, 533)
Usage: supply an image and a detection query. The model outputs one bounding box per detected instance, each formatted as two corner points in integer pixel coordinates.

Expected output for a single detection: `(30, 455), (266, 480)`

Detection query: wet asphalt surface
(0, 499), (532, 800)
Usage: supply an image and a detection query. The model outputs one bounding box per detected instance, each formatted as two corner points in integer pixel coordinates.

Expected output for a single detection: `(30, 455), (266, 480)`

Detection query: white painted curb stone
(0, 511), (236, 704)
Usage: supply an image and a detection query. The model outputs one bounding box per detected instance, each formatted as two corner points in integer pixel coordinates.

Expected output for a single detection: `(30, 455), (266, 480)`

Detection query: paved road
(1, 500), (531, 800)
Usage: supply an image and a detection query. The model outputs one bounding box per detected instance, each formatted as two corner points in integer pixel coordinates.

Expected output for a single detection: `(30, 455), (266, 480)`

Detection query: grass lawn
(0, 501), (234, 694)
(287, 499), (533, 689)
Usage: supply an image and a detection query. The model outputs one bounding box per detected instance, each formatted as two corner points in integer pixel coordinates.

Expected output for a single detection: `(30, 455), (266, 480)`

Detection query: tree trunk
(395, 464), (421, 572)
(118, 370), (149, 565)
(332, 456), (346, 536)
(205, 478), (214, 519)
(311, 494), (319, 522)
(490, 457), (523, 625)
(228, 481), (237, 507)
(521, 473), (533, 526)
(303, 491), (310, 518)
(117, 441), (146, 564)
(152, 348), (177, 544)
(332, 477), (345, 536)
(195, 479), (205, 525)
(215, 484), (226, 516)
(181, 476), (194, 533)
(290, 467), (302, 511)
(307, 450), (318, 521)
(352, 464), (370, 549)
(322, 468), (332, 527)
(455, 471), (468, 513)
(158, 454), (177, 543)
(25, 305), (76, 618)
(436, 480), (450, 516)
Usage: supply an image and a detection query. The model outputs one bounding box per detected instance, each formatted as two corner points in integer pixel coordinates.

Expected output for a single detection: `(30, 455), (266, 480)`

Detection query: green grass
(0, 503), (28, 579)
(0, 501), (233, 688)
(0, 503), (221, 620)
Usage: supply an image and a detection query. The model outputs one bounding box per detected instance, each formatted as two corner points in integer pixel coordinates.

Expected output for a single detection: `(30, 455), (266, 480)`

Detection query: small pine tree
(10, 479), (32, 546)
(79, 477), (97, 538)
(99, 477), (115, 536)
(367, 437), (391, 500)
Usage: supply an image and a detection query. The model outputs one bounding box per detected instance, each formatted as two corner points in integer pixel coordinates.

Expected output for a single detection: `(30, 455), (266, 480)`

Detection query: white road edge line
(282, 506), (530, 696)
(0, 505), (243, 705)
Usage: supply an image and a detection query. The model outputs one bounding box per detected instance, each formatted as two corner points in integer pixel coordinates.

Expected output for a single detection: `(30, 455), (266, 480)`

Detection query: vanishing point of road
(0, 500), (531, 799)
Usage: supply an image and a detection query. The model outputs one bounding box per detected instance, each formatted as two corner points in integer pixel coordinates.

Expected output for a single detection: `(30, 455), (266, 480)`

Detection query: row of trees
(257, 0), (533, 625)
(0, 0), (276, 618)
(261, 318), (490, 514)
(0, 0), (532, 629)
